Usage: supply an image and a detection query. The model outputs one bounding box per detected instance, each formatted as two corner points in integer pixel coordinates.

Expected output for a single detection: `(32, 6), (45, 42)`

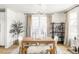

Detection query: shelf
(51, 23), (65, 44)
(52, 32), (65, 33)
(50, 23), (65, 24)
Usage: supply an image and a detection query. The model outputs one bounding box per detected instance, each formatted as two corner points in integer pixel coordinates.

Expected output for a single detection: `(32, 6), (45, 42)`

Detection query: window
(31, 15), (47, 39)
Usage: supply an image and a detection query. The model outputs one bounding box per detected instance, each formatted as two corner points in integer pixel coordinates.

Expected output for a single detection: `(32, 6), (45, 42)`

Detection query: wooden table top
(22, 37), (55, 43)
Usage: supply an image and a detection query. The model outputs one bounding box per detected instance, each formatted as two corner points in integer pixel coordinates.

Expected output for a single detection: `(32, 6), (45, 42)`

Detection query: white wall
(16, 13), (26, 37)
(52, 12), (66, 23)
(5, 8), (26, 48)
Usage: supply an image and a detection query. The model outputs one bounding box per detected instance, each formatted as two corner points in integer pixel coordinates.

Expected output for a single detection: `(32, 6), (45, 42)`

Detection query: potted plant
(10, 21), (24, 44)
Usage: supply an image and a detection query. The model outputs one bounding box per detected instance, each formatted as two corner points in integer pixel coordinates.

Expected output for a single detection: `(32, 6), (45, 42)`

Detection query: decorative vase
(74, 46), (77, 52)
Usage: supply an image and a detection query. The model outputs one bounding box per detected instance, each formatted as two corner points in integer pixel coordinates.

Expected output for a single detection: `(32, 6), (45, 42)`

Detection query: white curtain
(64, 12), (78, 46)
(26, 15), (32, 37)
(47, 15), (52, 37)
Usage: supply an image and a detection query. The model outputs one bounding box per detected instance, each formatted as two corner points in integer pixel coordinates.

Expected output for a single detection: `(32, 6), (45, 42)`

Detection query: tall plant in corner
(10, 21), (24, 44)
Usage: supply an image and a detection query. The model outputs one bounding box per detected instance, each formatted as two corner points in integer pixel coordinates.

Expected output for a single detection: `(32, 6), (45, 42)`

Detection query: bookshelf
(50, 23), (65, 44)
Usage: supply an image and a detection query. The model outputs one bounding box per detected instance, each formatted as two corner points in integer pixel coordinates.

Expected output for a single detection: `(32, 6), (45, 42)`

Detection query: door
(0, 12), (5, 46)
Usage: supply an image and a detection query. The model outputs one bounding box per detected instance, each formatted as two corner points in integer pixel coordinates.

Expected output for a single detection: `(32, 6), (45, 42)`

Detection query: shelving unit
(50, 23), (65, 44)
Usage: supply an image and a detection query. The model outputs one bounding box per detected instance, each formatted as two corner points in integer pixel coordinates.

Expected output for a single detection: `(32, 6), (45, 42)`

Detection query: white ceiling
(0, 4), (76, 13)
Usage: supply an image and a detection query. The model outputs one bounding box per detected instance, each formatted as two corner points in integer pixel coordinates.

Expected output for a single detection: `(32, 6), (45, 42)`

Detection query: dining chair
(47, 36), (58, 54)
(54, 36), (63, 54)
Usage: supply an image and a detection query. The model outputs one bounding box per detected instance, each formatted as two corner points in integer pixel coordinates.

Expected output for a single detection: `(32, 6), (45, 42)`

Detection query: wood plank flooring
(0, 44), (72, 54)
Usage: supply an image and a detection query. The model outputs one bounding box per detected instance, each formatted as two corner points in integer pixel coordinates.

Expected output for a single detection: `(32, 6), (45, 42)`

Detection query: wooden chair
(48, 36), (58, 54)
(22, 45), (29, 54)
(48, 47), (55, 54)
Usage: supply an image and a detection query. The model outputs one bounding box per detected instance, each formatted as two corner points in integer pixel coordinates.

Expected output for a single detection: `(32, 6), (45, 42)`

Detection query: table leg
(53, 41), (56, 54)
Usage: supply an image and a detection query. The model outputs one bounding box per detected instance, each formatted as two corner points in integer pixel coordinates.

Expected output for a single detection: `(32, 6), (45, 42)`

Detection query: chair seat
(27, 45), (50, 54)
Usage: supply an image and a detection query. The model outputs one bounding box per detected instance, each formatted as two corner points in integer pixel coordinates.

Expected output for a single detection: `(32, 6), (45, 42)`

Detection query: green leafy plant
(10, 21), (24, 43)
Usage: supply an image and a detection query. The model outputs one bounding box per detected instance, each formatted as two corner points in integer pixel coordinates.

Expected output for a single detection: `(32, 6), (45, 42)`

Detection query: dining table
(20, 37), (56, 54)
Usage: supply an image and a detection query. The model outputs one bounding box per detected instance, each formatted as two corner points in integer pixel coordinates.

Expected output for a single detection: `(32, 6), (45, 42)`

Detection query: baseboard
(0, 45), (5, 48)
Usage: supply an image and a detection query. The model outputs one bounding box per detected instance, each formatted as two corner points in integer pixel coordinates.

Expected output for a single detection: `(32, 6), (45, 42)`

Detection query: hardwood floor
(0, 44), (72, 54)
(0, 45), (19, 54)
(57, 44), (71, 54)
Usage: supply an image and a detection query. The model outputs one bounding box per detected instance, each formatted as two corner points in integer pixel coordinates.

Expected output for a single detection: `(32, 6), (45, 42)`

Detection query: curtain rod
(24, 13), (54, 15)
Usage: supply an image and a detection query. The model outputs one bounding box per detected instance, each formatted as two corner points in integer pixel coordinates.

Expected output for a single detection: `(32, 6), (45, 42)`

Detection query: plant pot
(13, 39), (19, 45)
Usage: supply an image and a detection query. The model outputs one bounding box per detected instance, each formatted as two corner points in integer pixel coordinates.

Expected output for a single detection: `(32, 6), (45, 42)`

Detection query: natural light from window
(31, 15), (47, 39)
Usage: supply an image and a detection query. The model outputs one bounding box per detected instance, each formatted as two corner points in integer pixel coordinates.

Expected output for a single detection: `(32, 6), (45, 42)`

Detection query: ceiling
(0, 4), (77, 13)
